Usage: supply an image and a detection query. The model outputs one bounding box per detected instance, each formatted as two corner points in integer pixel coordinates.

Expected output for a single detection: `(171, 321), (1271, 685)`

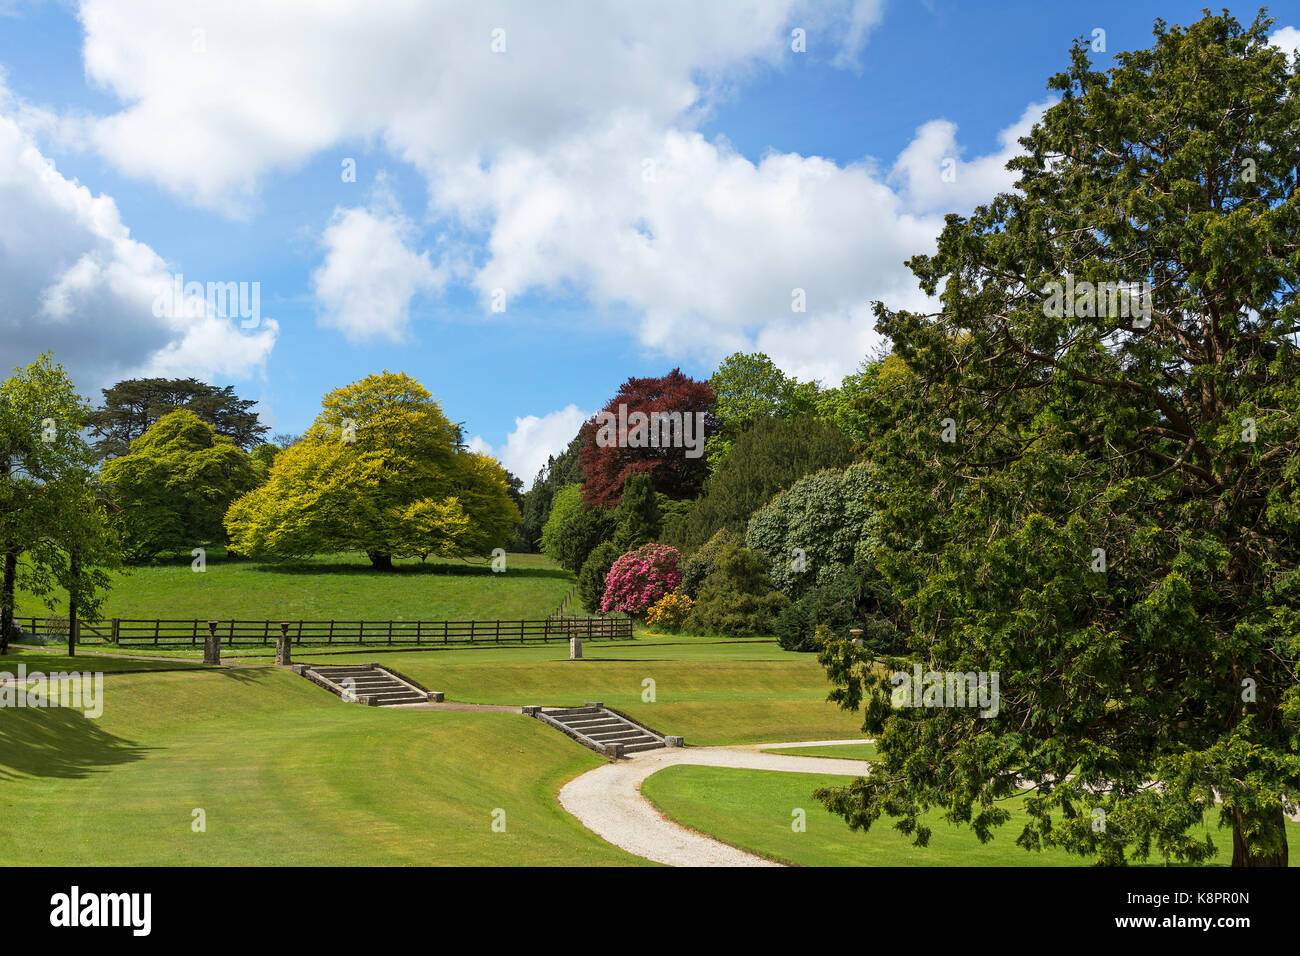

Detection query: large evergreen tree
(86, 377), (269, 459)
(819, 12), (1300, 866)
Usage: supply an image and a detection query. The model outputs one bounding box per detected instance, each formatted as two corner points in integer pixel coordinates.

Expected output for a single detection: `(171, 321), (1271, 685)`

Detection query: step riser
(302, 665), (437, 706)
(532, 706), (671, 757)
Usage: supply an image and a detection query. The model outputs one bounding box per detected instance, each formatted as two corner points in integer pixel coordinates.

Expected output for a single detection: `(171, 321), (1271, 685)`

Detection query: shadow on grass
(246, 560), (572, 580)
(0, 706), (154, 780)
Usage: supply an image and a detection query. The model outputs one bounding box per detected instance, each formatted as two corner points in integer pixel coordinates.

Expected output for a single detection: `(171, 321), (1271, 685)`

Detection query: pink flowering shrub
(599, 543), (682, 616)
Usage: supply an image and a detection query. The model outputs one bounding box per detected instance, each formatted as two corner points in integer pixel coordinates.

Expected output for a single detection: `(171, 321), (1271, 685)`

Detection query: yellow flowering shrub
(644, 592), (694, 632)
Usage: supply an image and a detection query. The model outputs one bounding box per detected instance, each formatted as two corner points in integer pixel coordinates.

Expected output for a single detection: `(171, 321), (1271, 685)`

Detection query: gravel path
(558, 741), (871, 867)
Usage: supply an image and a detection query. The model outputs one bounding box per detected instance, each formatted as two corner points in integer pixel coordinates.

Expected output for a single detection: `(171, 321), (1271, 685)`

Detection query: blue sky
(2, 1), (1296, 483)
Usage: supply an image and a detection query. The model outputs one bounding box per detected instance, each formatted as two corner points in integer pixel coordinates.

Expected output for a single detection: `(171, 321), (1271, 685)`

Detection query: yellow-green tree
(225, 371), (519, 568)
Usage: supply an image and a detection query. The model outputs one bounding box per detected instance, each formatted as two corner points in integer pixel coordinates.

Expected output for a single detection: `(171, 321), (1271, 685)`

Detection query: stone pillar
(570, 635), (583, 659)
(849, 628), (864, 648)
(664, 736), (684, 747)
(522, 705), (541, 717)
(204, 620), (221, 665)
(605, 742), (624, 759)
(275, 621), (292, 665)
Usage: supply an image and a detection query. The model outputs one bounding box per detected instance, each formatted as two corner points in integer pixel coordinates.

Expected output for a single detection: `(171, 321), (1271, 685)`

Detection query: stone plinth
(204, 621), (221, 665)
(275, 622), (292, 665)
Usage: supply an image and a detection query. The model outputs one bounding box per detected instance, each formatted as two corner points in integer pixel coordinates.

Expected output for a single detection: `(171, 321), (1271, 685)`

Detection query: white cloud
(468, 404), (590, 484)
(0, 97), (276, 392)
(432, 107), (1032, 383)
(1271, 26), (1300, 58)
(312, 201), (443, 344)
(64, 0), (1042, 387)
(78, 0), (874, 212)
(889, 99), (1052, 215)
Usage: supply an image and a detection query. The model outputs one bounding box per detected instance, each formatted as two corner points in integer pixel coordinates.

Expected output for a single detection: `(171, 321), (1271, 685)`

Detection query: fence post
(111, 618), (120, 643)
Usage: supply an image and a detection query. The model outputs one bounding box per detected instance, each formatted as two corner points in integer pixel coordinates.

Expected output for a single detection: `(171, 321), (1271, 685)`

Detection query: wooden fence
(12, 615), (633, 648)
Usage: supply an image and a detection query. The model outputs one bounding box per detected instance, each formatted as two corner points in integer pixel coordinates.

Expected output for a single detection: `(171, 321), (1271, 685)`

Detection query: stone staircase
(526, 702), (681, 758)
(296, 662), (443, 706)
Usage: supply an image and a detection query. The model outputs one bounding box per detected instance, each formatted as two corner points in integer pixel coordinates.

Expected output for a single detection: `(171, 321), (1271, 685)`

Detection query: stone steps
(297, 663), (442, 706)
(525, 702), (682, 758)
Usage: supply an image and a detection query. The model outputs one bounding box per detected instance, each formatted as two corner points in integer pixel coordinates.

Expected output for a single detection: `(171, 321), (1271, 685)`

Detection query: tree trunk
(1231, 805), (1289, 867)
(0, 547), (16, 655)
(68, 550), (80, 658)
(367, 551), (394, 570)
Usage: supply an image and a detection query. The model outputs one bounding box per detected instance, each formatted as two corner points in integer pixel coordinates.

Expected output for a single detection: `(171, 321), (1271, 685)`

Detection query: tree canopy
(817, 11), (1300, 867)
(578, 368), (716, 507)
(667, 414), (856, 554)
(707, 352), (818, 466)
(101, 409), (260, 561)
(225, 371), (519, 568)
(86, 377), (268, 459)
(1, 354), (119, 652)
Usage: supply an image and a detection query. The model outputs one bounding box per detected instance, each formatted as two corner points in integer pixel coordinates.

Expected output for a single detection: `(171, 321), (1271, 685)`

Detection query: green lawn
(16, 634), (866, 747)
(640, 766), (1300, 867)
(0, 662), (644, 866)
(13, 550), (573, 626)
(330, 634), (864, 746)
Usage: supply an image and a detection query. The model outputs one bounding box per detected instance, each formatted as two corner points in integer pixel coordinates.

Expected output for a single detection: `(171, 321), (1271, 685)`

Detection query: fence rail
(12, 615), (633, 647)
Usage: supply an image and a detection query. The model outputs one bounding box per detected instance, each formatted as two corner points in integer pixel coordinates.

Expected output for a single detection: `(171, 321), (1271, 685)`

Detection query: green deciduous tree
(540, 484), (583, 562)
(515, 431), (586, 553)
(577, 540), (622, 613)
(101, 409), (260, 561)
(224, 371), (519, 569)
(707, 352), (819, 468)
(1, 354), (119, 653)
(818, 12), (1300, 867)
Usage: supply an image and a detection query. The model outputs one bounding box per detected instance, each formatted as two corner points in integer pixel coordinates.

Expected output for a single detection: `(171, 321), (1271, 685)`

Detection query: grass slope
(329, 635), (864, 746)
(641, 766), (1300, 867)
(14, 551), (573, 625)
(0, 660), (641, 866)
